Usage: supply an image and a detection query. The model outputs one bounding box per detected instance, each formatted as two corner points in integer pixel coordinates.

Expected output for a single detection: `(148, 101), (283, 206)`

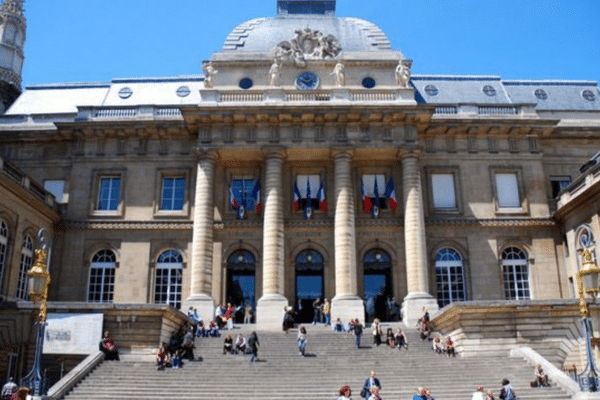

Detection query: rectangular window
(44, 180), (67, 203)
(503, 264), (530, 300)
(231, 177), (258, 211)
(297, 174), (323, 210)
(431, 173), (457, 209)
(88, 264), (115, 303)
(495, 173), (520, 208)
(160, 177), (185, 211)
(550, 175), (572, 198)
(16, 252), (32, 300)
(96, 177), (121, 211)
(362, 174), (387, 210)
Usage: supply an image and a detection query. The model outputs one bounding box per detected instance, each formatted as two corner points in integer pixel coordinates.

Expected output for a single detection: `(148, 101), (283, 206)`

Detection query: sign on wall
(43, 313), (104, 355)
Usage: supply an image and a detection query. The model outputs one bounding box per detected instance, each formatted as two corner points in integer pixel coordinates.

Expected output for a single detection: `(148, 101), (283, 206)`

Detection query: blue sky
(21, 0), (599, 86)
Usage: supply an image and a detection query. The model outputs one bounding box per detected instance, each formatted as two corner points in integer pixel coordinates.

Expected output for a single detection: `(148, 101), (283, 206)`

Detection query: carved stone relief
(276, 28), (342, 68)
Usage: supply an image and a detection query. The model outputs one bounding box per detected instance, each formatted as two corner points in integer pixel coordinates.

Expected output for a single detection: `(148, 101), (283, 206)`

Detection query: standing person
(361, 370), (382, 398)
(499, 378), (515, 400)
(244, 304), (253, 324)
(297, 325), (307, 356)
(224, 302), (235, 330)
(99, 331), (120, 361)
(1, 378), (16, 400)
(247, 331), (260, 363)
(181, 326), (195, 361)
(312, 298), (322, 325)
(283, 306), (295, 333)
(353, 319), (363, 349)
(371, 318), (382, 346)
(338, 385), (353, 400)
(323, 299), (331, 325)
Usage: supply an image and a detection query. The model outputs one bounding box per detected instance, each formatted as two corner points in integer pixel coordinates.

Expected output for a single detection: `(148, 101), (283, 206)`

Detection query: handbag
(360, 388), (368, 398)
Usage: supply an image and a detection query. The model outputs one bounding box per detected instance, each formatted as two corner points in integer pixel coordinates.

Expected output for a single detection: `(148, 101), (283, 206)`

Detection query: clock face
(295, 71), (319, 90)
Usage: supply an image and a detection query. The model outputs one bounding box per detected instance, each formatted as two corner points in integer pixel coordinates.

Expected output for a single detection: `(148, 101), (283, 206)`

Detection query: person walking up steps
(297, 325), (307, 356)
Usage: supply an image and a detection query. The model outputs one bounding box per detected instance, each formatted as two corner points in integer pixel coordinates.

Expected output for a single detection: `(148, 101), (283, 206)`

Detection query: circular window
(534, 88), (548, 100)
(176, 86), (190, 98)
(362, 77), (376, 89)
(483, 85), (497, 96)
(118, 87), (133, 99)
(582, 90), (597, 101)
(424, 84), (439, 96)
(239, 78), (253, 90)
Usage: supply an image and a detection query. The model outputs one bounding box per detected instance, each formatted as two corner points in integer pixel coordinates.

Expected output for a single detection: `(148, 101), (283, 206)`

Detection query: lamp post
(576, 246), (600, 391)
(21, 228), (51, 398)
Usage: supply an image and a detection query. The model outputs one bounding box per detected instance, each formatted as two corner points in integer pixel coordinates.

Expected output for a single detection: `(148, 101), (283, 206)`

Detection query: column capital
(332, 148), (354, 160)
(399, 147), (422, 159)
(193, 147), (217, 160)
(262, 146), (287, 160)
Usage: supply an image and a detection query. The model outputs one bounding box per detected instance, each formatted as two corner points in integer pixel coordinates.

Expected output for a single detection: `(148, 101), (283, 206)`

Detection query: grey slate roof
(413, 75), (600, 111)
(221, 15), (392, 53)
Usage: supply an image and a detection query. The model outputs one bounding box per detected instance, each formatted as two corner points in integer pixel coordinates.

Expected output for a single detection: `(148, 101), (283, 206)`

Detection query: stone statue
(395, 59), (412, 88)
(202, 62), (218, 89)
(276, 28), (342, 67)
(269, 60), (281, 87)
(331, 62), (345, 87)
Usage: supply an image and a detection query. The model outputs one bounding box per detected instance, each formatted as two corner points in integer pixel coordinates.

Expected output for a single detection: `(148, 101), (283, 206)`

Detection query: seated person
(223, 334), (233, 355)
(156, 342), (169, 370)
(332, 318), (344, 332)
(386, 328), (394, 347)
(531, 364), (550, 387)
(208, 320), (220, 337)
(235, 334), (247, 354)
(99, 331), (120, 361)
(432, 336), (444, 354)
(445, 336), (456, 357)
(394, 328), (408, 350)
(171, 349), (183, 369)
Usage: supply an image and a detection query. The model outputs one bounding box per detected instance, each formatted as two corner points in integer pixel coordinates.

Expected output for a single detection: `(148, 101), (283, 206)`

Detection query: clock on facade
(295, 71), (319, 90)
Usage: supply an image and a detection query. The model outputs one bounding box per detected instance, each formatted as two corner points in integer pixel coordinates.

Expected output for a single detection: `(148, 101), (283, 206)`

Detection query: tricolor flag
(372, 177), (380, 218)
(294, 179), (302, 211)
(384, 177), (397, 212)
(251, 180), (261, 214)
(362, 181), (372, 213)
(317, 180), (326, 212)
(304, 178), (312, 219)
(229, 187), (239, 210)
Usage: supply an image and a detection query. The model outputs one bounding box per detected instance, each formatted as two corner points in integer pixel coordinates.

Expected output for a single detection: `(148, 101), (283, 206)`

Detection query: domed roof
(222, 15), (392, 54)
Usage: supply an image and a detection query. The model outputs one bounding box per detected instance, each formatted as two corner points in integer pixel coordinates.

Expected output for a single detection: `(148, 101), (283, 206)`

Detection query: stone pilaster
(401, 148), (438, 326)
(185, 149), (216, 321)
(257, 148), (289, 329)
(331, 150), (364, 324)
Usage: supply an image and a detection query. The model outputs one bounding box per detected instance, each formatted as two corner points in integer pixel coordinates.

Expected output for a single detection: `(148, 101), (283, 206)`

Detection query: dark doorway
(226, 250), (256, 323)
(363, 248), (394, 322)
(295, 249), (324, 323)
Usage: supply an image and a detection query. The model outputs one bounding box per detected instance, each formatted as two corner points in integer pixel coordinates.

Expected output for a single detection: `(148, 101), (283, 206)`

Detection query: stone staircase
(60, 324), (574, 400)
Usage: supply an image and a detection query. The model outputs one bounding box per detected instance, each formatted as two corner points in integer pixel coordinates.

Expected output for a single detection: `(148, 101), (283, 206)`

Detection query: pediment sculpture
(276, 28), (342, 67)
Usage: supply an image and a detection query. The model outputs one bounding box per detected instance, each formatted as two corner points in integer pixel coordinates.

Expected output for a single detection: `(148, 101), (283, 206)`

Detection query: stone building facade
(0, 0), (599, 329)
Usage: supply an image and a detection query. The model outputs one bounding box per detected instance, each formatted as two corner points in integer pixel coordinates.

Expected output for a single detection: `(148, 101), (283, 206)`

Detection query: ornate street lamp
(21, 228), (51, 398)
(576, 246), (600, 391)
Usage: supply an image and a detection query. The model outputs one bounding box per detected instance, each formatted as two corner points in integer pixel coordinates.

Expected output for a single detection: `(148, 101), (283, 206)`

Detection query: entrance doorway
(226, 250), (256, 323)
(363, 248), (395, 322)
(295, 249), (324, 323)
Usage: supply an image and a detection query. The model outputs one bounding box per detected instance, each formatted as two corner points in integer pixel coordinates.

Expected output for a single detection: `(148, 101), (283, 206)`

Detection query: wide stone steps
(61, 324), (574, 400)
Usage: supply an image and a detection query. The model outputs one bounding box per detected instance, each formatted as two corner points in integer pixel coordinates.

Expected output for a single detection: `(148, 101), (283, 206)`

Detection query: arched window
(502, 247), (530, 300)
(88, 250), (116, 303)
(363, 248), (393, 322)
(227, 250), (256, 316)
(435, 248), (466, 307)
(16, 234), (34, 300)
(0, 220), (8, 294)
(155, 250), (183, 309)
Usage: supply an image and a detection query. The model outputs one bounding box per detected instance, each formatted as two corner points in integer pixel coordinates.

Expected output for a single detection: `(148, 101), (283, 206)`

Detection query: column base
(401, 292), (439, 327)
(256, 294), (289, 331)
(183, 294), (215, 325)
(331, 295), (365, 326)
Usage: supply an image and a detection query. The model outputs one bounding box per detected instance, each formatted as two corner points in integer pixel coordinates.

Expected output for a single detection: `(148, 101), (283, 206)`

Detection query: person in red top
(99, 331), (120, 361)
(224, 303), (235, 330)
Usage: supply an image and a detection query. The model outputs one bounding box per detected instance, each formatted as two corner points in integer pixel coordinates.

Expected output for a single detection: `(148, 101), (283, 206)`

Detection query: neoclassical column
(186, 149), (216, 320)
(401, 148), (438, 325)
(256, 148), (289, 329)
(331, 149), (364, 324)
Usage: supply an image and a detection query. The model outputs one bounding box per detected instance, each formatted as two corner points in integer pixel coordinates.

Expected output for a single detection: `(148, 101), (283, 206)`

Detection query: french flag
(229, 187), (239, 210)
(251, 180), (261, 214)
(362, 181), (372, 213)
(317, 180), (326, 212)
(384, 177), (397, 212)
(294, 179), (302, 211)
